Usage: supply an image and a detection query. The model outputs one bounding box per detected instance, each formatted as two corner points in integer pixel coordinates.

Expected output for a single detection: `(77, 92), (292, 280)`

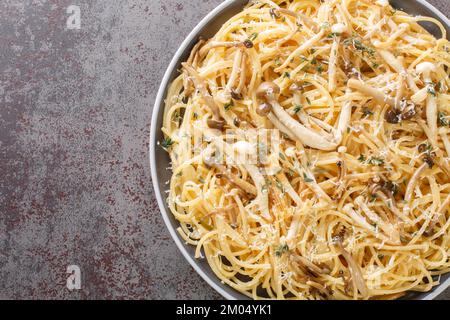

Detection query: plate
(150, 0), (450, 300)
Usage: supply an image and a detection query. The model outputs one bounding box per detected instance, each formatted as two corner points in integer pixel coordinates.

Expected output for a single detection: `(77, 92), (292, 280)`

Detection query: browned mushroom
(334, 238), (369, 299)
(256, 82), (338, 150)
(256, 103), (273, 117)
(182, 39), (206, 97)
(203, 155), (257, 196)
(369, 180), (412, 224)
(290, 255), (330, 278)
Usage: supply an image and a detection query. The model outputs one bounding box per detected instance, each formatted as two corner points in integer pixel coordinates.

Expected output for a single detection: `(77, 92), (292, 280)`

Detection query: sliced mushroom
(290, 254), (330, 278)
(424, 193), (450, 236)
(378, 50), (419, 92)
(343, 203), (393, 243)
(364, 17), (387, 40)
(256, 102), (273, 117)
(369, 181), (411, 224)
(236, 51), (247, 95)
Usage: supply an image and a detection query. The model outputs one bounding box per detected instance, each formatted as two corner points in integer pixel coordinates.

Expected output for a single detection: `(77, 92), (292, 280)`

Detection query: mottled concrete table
(0, 0), (449, 300)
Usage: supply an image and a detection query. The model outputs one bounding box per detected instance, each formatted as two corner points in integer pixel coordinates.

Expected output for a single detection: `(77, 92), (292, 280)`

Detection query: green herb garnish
(327, 32), (342, 38)
(294, 105), (303, 114)
(275, 244), (290, 257)
(303, 172), (314, 183)
(343, 37), (375, 57)
(162, 137), (174, 149)
(438, 112), (449, 126)
(362, 107), (374, 117)
(249, 32), (258, 41)
(305, 97), (312, 105)
(224, 101), (234, 111)
(367, 157), (385, 166)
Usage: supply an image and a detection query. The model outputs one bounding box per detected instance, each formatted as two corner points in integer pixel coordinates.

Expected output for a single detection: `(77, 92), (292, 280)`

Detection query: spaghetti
(161, 0), (450, 300)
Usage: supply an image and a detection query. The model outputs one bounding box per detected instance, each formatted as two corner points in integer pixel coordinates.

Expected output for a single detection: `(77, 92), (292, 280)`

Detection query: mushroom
(417, 119), (450, 177)
(182, 63), (226, 130)
(384, 108), (403, 124)
(369, 180), (412, 224)
(347, 79), (396, 108)
(217, 49), (244, 103)
(378, 50), (419, 92)
(289, 84), (316, 130)
(416, 62), (438, 141)
(267, 112), (298, 141)
(373, 23), (410, 49)
(424, 193), (450, 236)
(274, 29), (325, 73)
(203, 155), (257, 196)
(347, 78), (416, 123)
(355, 196), (401, 245)
(328, 23), (349, 92)
(411, 87), (429, 104)
(403, 162), (428, 213)
(198, 40), (251, 58)
(256, 82), (338, 150)
(272, 8), (319, 32)
(275, 27), (300, 48)
(334, 237), (369, 299)
(183, 39), (206, 97)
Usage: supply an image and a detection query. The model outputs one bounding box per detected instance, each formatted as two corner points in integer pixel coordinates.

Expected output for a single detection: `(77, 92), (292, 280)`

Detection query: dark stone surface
(0, 0), (448, 300)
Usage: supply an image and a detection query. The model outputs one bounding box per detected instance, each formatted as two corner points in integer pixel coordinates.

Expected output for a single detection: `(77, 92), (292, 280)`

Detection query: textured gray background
(0, 0), (448, 300)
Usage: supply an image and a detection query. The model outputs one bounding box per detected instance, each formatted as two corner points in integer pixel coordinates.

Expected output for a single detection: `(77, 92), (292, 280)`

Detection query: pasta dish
(161, 0), (450, 299)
